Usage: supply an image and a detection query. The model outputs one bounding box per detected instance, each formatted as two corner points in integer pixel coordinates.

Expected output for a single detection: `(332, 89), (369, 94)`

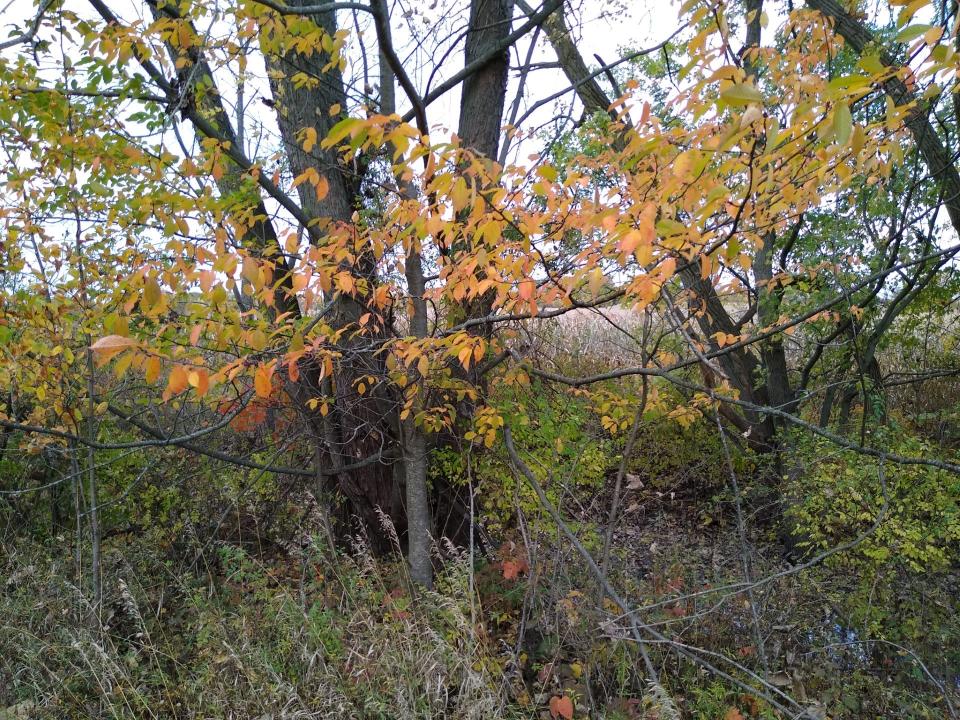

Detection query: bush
(785, 431), (960, 685)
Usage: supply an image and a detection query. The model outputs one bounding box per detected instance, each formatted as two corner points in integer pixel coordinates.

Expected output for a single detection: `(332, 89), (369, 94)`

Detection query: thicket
(1, 0), (959, 718)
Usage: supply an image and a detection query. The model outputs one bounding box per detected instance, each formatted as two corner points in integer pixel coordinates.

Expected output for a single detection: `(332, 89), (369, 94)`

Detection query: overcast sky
(0, 0), (686, 167)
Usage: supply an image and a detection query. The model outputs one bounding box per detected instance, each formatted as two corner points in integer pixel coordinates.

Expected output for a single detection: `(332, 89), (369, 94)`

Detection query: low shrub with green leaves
(432, 382), (616, 534)
(785, 431), (960, 680)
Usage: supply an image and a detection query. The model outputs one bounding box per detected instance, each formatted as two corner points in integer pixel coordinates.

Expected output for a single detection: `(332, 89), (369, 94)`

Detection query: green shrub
(785, 431), (960, 677)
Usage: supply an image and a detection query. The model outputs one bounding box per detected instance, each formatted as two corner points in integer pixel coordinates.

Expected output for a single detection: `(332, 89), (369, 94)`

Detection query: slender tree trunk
(372, 3), (434, 582)
(754, 232), (794, 420)
(402, 413), (432, 586)
(85, 347), (101, 622)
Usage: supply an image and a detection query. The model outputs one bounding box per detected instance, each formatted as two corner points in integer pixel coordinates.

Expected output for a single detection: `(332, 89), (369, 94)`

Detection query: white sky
(0, 0), (685, 165)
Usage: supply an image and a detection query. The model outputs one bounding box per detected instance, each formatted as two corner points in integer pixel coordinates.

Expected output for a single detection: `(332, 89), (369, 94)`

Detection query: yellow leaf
(145, 355), (161, 384)
(293, 167), (319, 188)
(673, 151), (691, 180)
(537, 164), (558, 182)
(176, 22), (191, 50)
(450, 177), (470, 212)
(114, 351), (134, 378)
(588, 267), (605, 297)
(851, 124), (866, 154)
(924, 26), (944, 45)
(143, 277), (162, 308)
(302, 126), (318, 152)
(739, 104), (763, 128)
(832, 103), (852, 146)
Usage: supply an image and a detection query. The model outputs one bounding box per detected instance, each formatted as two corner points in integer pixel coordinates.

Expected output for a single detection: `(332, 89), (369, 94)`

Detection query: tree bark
(261, 0), (403, 546)
(458, 0), (515, 158)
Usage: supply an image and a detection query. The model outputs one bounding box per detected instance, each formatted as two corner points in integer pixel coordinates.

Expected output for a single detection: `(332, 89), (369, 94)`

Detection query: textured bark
(754, 232), (794, 419)
(454, 0), (514, 347)
(679, 265), (773, 444)
(457, 0), (515, 157)
(262, 1), (355, 225)
(141, 0), (401, 544)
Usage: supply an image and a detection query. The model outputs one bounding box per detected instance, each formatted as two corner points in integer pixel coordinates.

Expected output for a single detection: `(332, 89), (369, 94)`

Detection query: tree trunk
(138, 0), (403, 546)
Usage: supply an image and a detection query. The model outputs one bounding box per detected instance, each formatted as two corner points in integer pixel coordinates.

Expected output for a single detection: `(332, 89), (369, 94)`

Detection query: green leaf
(896, 24), (932, 43)
(320, 117), (360, 149)
(828, 74), (870, 91)
(858, 54), (886, 75)
(833, 103), (852, 146)
(719, 83), (763, 106)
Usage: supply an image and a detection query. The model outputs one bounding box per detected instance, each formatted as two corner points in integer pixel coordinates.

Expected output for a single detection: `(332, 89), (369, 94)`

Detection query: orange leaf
(188, 368), (209, 397)
(166, 365), (189, 397)
(90, 335), (137, 365)
(549, 695), (574, 720)
(315, 175), (329, 201)
(519, 278), (537, 302)
(619, 229), (643, 254)
(723, 708), (744, 720)
(457, 345), (472, 371)
(90, 334), (137, 354)
(254, 365), (273, 398)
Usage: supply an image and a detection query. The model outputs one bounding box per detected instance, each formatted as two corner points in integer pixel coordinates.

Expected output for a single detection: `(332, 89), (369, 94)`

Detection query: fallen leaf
(549, 695), (574, 720)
